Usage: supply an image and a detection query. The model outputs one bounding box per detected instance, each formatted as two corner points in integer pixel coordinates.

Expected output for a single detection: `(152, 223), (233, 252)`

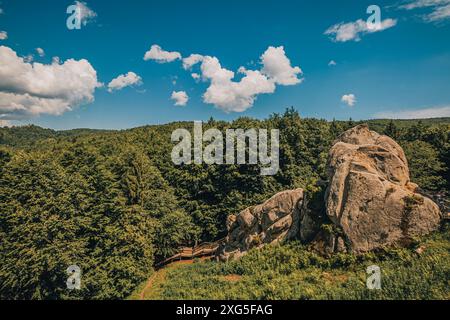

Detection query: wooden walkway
(154, 238), (226, 269)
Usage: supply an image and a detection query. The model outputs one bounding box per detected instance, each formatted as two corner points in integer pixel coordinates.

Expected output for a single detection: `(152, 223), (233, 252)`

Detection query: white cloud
(23, 54), (34, 63)
(171, 91), (189, 106)
(36, 48), (45, 57)
(399, 0), (450, 22)
(325, 18), (397, 42)
(149, 45), (302, 113)
(107, 71), (142, 92)
(374, 106), (450, 119)
(0, 31), (7, 40)
(0, 120), (11, 127)
(182, 54), (204, 70)
(427, 3), (450, 20)
(399, 0), (449, 9)
(341, 94), (356, 107)
(200, 56), (235, 82)
(74, 1), (97, 26)
(201, 56), (276, 113)
(237, 66), (247, 74)
(260, 46), (303, 85)
(328, 60), (337, 66)
(0, 45), (101, 120)
(144, 44), (181, 63)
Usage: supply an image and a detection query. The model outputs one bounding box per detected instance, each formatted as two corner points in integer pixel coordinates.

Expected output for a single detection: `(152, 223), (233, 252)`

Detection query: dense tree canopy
(0, 111), (448, 299)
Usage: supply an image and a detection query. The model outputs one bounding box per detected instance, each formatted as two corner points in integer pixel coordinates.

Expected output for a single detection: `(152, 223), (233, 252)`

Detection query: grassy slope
(127, 271), (155, 300)
(133, 223), (449, 300)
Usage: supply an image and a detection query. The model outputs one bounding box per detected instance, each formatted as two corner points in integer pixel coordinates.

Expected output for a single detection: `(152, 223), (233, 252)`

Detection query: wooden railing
(155, 238), (227, 269)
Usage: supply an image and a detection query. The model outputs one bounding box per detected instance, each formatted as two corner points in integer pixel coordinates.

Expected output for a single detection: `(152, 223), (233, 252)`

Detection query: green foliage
(402, 141), (446, 191)
(383, 120), (400, 140)
(0, 111), (449, 300)
(0, 139), (194, 299)
(146, 225), (450, 300)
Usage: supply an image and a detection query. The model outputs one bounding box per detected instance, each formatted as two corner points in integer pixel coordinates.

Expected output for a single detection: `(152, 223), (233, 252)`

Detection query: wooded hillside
(1, 110), (448, 299)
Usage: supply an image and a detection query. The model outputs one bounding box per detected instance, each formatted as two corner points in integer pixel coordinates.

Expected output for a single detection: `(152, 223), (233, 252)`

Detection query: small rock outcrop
(323, 125), (441, 253)
(217, 189), (304, 261)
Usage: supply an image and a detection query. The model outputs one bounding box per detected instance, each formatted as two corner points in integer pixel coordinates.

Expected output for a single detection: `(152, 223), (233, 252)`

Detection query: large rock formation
(218, 125), (442, 260)
(322, 124), (441, 253)
(217, 189), (304, 261)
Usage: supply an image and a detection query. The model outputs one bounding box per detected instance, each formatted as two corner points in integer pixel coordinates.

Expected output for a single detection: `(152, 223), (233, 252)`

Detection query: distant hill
(364, 117), (450, 131)
(0, 125), (112, 148)
(1, 117), (449, 148)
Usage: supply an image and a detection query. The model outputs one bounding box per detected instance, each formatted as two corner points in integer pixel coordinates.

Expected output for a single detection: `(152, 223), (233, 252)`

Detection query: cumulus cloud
(328, 60), (337, 66)
(74, 1), (97, 26)
(36, 48), (45, 57)
(147, 45), (302, 113)
(0, 45), (101, 120)
(144, 44), (181, 63)
(0, 31), (7, 40)
(107, 71), (142, 93)
(341, 94), (356, 107)
(171, 91), (189, 106)
(182, 54), (204, 70)
(260, 46), (303, 85)
(374, 106), (450, 119)
(201, 56), (276, 113)
(186, 46), (301, 113)
(325, 18), (397, 42)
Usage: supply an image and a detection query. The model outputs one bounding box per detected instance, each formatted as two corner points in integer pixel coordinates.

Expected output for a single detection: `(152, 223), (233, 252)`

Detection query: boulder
(323, 125), (441, 253)
(218, 125), (442, 260)
(217, 189), (304, 261)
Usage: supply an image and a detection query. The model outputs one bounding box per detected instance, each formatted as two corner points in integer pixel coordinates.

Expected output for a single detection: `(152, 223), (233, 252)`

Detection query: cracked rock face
(217, 189), (304, 261)
(218, 125), (442, 260)
(324, 125), (441, 253)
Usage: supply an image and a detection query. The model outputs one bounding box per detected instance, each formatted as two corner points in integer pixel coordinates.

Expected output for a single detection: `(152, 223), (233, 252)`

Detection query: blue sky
(0, 0), (449, 129)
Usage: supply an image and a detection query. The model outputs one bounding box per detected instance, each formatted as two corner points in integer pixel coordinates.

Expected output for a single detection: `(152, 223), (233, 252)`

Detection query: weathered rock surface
(217, 189), (304, 261)
(219, 125), (442, 260)
(323, 125), (441, 253)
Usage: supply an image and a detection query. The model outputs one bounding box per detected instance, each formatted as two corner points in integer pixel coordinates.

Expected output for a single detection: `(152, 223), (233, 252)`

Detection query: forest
(0, 109), (449, 300)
